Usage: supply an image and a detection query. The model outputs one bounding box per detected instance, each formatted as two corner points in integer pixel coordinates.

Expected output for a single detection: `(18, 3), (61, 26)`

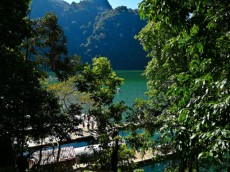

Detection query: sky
(64, 0), (142, 9)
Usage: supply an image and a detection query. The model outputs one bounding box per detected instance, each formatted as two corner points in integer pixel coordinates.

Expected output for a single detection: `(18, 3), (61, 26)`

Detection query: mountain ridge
(30, 0), (148, 69)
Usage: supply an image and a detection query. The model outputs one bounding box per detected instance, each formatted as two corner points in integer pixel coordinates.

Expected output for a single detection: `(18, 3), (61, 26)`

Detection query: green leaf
(198, 152), (205, 159)
(190, 24), (199, 36)
(178, 112), (186, 123)
(190, 133), (197, 140)
(196, 42), (204, 53)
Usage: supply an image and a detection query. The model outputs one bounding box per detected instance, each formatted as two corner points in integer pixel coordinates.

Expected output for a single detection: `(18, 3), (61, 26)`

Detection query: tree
(22, 12), (78, 81)
(135, 0), (230, 171)
(0, 1), (79, 170)
(0, 0), (30, 48)
(0, 0), (31, 168)
(0, 28), (65, 171)
(75, 57), (135, 171)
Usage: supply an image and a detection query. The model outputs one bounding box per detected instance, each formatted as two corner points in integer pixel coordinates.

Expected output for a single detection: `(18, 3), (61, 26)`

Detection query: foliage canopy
(0, 1), (79, 170)
(135, 0), (230, 171)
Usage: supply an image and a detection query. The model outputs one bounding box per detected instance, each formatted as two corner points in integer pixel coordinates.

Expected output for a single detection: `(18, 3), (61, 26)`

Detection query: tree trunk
(56, 141), (61, 163)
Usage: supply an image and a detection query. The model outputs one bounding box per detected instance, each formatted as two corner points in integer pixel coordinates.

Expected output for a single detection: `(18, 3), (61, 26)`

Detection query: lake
(114, 71), (168, 172)
(114, 70), (148, 106)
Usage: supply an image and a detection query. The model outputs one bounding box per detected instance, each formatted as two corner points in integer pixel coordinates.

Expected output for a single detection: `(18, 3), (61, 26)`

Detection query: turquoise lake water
(114, 70), (148, 106)
(114, 71), (168, 172)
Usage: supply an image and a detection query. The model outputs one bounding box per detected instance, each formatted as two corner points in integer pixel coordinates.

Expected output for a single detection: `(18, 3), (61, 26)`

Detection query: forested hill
(30, 0), (148, 69)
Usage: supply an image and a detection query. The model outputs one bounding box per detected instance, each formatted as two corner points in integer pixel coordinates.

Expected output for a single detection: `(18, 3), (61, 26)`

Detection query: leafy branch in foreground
(134, 0), (230, 171)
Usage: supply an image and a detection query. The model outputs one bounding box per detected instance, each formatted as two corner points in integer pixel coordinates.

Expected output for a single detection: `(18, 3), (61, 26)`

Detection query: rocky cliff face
(30, 0), (148, 69)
